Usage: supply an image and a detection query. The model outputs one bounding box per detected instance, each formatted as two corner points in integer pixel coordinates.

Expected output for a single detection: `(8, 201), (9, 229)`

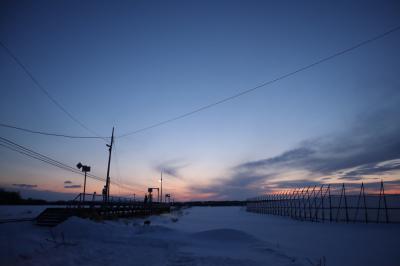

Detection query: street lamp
(160, 170), (163, 203)
(77, 162), (91, 202)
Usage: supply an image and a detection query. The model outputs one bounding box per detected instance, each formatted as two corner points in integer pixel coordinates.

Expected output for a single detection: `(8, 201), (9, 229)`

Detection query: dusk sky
(1, 0), (400, 201)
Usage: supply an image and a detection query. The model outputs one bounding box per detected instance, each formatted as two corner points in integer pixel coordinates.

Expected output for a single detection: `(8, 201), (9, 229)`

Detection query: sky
(0, 0), (400, 201)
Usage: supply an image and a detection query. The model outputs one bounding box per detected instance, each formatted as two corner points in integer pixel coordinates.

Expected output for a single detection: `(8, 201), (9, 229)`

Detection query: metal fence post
(337, 185), (343, 222)
(380, 180), (389, 223)
(343, 183), (349, 223)
(355, 182), (363, 223)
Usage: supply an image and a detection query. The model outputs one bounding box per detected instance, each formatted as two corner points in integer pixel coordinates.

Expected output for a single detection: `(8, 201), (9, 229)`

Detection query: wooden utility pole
(83, 170), (87, 202)
(105, 127), (114, 202)
(160, 171), (163, 203)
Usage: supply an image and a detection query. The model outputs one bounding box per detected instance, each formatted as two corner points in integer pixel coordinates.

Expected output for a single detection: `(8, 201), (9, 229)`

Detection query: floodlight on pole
(76, 162), (91, 202)
(165, 194), (171, 203)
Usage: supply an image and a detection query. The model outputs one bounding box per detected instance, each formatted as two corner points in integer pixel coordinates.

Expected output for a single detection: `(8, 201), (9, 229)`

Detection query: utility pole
(105, 127), (114, 203)
(83, 171), (87, 202)
(160, 170), (163, 203)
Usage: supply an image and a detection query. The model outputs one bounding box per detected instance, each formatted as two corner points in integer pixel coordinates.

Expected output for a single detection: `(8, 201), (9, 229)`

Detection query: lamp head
(76, 162), (82, 169)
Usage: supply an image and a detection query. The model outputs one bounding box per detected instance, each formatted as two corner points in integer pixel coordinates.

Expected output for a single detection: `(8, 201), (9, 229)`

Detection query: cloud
(267, 179), (322, 188)
(193, 173), (273, 199)
(154, 160), (188, 178)
(339, 160), (400, 180)
(236, 107), (400, 178)
(12, 183), (37, 188)
(193, 107), (400, 199)
(64, 185), (81, 189)
(64, 180), (72, 184)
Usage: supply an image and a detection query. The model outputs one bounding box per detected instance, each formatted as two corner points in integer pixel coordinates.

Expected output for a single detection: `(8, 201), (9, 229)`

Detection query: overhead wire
(1, 26), (399, 197)
(0, 41), (106, 141)
(1, 26), (399, 140)
(0, 136), (135, 190)
(0, 136), (106, 182)
(113, 139), (122, 195)
(109, 138), (140, 194)
(0, 123), (109, 140)
(117, 25), (400, 138)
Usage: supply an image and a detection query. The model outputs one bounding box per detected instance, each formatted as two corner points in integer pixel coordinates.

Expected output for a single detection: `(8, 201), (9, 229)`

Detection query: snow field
(0, 206), (399, 266)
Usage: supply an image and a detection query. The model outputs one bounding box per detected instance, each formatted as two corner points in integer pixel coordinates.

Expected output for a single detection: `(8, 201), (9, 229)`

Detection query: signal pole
(105, 127), (114, 202)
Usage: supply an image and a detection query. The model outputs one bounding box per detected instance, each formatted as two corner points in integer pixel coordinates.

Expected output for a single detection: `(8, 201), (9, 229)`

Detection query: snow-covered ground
(162, 207), (400, 266)
(0, 206), (399, 266)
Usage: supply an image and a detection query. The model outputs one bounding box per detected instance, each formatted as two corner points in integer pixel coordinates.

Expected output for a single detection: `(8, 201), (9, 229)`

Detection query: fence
(246, 181), (400, 223)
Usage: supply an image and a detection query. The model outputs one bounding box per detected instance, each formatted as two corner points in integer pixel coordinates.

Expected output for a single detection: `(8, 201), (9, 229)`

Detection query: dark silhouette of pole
(105, 127), (114, 203)
(83, 170), (87, 202)
(362, 183), (368, 223)
(343, 183), (349, 223)
(160, 171), (163, 203)
(77, 162), (91, 203)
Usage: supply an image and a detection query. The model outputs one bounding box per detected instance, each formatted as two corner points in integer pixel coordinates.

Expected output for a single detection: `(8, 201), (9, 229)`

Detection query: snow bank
(0, 209), (303, 266)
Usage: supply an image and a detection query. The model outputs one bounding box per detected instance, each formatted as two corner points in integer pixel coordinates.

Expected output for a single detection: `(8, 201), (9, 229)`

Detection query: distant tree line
(0, 188), (59, 205)
(0, 188), (22, 204)
(0, 188), (247, 206)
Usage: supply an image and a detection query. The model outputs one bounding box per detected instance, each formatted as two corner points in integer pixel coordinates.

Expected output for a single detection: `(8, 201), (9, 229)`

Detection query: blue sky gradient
(1, 0), (400, 200)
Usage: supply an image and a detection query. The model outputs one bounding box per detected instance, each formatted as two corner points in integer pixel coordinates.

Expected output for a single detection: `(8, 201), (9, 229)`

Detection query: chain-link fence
(247, 182), (400, 223)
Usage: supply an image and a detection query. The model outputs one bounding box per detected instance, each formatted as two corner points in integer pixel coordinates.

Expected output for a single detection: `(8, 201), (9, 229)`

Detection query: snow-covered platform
(36, 202), (171, 226)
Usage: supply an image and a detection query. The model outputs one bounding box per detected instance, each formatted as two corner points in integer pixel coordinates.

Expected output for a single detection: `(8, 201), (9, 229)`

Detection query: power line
(0, 126), (137, 190)
(113, 139), (122, 195)
(0, 123), (109, 140)
(0, 41), (105, 140)
(3, 26), (398, 140)
(118, 25), (400, 138)
(0, 136), (137, 191)
(109, 141), (142, 194)
(0, 136), (105, 182)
